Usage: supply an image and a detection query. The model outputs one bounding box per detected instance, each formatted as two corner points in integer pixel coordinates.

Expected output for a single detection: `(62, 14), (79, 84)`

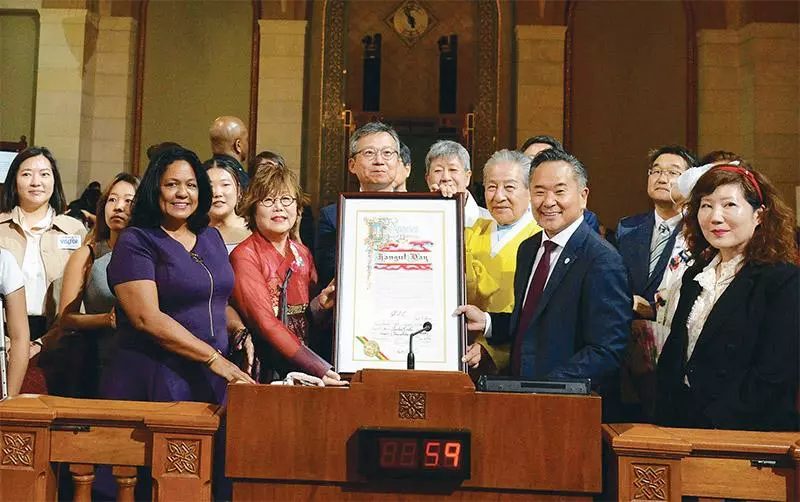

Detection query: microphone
(406, 322), (433, 370)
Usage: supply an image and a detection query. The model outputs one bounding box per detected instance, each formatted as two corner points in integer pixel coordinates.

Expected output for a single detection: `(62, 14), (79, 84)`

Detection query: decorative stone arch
(309, 0), (503, 207)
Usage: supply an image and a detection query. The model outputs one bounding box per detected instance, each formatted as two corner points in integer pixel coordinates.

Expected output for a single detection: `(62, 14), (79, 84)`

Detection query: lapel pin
(564, 257), (571, 264)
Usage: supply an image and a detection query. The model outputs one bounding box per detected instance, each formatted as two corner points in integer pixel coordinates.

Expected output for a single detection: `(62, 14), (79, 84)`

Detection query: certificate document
(334, 194), (466, 373)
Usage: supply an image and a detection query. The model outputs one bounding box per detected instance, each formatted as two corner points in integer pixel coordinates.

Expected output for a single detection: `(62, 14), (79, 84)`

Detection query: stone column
(696, 29), (741, 156)
(696, 23), (798, 215)
(257, 19), (307, 176)
(80, 16), (137, 189)
(515, 25), (567, 147)
(34, 8), (88, 198)
(76, 12), (98, 195)
(739, 23), (798, 214)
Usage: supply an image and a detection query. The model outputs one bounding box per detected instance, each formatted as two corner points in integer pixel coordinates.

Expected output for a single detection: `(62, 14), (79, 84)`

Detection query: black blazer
(314, 203), (338, 287)
(655, 259), (799, 431)
(616, 211), (681, 303)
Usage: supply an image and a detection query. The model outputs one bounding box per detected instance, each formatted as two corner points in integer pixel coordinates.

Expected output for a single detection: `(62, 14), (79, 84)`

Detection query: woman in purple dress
(98, 145), (253, 500)
(101, 145), (254, 404)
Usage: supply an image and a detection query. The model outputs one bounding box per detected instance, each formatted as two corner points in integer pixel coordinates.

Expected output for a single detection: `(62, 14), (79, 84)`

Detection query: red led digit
(444, 441), (461, 468)
(399, 440), (417, 468)
(423, 440), (441, 467)
(379, 439), (398, 468)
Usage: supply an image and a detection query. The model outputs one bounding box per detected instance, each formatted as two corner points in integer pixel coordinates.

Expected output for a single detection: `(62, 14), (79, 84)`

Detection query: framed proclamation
(334, 193), (466, 373)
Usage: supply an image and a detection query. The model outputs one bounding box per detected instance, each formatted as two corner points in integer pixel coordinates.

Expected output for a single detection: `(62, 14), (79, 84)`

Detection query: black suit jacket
(616, 211), (680, 303)
(488, 220), (632, 384)
(314, 203), (338, 287)
(655, 260), (800, 431)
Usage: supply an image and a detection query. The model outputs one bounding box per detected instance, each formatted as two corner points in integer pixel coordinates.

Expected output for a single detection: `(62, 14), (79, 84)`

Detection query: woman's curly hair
(683, 162), (798, 265)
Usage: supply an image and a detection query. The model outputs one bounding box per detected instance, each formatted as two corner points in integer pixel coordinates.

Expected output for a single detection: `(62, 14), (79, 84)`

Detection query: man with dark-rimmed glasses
(315, 122), (402, 288)
(617, 145), (696, 310)
(614, 144), (696, 422)
(314, 122), (403, 361)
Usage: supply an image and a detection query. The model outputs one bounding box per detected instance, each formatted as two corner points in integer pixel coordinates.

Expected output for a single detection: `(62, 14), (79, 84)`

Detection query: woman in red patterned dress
(229, 166), (346, 385)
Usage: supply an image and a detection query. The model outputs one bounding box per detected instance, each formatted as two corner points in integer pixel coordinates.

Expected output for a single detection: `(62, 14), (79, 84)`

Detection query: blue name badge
(57, 234), (81, 250)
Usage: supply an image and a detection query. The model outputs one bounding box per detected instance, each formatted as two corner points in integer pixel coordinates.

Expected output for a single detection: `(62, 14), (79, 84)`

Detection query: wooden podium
(226, 369), (602, 500)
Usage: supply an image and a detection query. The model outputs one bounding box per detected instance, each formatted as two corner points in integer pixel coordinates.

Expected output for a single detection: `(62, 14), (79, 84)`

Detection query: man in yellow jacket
(466, 149), (541, 373)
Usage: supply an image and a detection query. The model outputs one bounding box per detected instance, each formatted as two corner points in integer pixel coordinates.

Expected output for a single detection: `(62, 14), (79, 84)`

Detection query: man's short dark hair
(131, 145), (211, 233)
(697, 150), (741, 167)
(399, 142), (411, 166)
(647, 145), (696, 169)
(146, 141), (183, 161)
(349, 121), (400, 157)
(250, 150), (287, 177)
(520, 135), (563, 153)
(530, 148), (588, 189)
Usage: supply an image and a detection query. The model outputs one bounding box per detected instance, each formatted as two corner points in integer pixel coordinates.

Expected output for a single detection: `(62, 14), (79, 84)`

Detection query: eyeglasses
(352, 148), (398, 161)
(647, 168), (683, 179)
(259, 196), (296, 208)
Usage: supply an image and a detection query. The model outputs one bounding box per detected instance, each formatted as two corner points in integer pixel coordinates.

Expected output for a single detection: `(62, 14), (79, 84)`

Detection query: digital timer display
(378, 438), (463, 469)
(357, 428), (470, 479)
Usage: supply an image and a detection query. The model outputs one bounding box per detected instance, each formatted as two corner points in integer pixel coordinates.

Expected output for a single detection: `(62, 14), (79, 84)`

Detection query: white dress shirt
(485, 213), (585, 338)
(489, 209), (534, 256)
(464, 191), (492, 228)
(18, 206), (53, 316)
(650, 212), (682, 251)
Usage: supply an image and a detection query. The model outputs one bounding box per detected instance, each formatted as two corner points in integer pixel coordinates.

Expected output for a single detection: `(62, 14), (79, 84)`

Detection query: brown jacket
(0, 209), (87, 323)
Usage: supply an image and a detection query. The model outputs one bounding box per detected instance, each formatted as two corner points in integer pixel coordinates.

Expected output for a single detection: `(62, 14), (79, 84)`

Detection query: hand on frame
(461, 343), (483, 369)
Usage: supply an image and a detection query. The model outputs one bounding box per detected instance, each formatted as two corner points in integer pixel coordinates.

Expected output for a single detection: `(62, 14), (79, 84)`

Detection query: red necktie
(511, 240), (557, 376)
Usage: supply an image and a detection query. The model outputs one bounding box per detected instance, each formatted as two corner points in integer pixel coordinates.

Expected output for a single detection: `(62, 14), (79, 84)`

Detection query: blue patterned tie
(649, 223), (671, 277)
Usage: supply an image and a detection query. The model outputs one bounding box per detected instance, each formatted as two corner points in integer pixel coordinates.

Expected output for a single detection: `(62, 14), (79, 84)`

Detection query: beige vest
(0, 210), (87, 323)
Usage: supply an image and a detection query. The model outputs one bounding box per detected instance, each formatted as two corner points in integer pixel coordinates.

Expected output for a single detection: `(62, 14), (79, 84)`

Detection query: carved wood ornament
(1, 432), (34, 468)
(631, 463), (668, 501)
(319, 0), (348, 206)
(398, 391), (427, 419)
(165, 439), (200, 476)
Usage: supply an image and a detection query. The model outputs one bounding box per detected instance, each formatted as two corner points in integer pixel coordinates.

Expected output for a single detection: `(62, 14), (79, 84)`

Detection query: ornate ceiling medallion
(384, 0), (438, 48)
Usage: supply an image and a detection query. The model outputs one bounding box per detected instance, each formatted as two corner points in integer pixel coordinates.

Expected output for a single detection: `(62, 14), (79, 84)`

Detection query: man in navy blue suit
(616, 145), (695, 313)
(457, 148), (631, 388)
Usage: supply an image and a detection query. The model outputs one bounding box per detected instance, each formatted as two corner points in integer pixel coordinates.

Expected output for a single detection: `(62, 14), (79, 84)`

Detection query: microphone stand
(406, 322), (433, 370)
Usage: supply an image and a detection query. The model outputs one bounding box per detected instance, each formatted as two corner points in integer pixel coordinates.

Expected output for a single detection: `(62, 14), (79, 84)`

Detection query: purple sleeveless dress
(101, 226), (234, 405)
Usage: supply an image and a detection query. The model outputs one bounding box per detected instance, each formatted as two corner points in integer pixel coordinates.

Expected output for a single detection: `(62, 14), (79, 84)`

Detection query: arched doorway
(132, 0), (260, 173)
(309, 0), (504, 207)
(564, 0), (696, 226)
